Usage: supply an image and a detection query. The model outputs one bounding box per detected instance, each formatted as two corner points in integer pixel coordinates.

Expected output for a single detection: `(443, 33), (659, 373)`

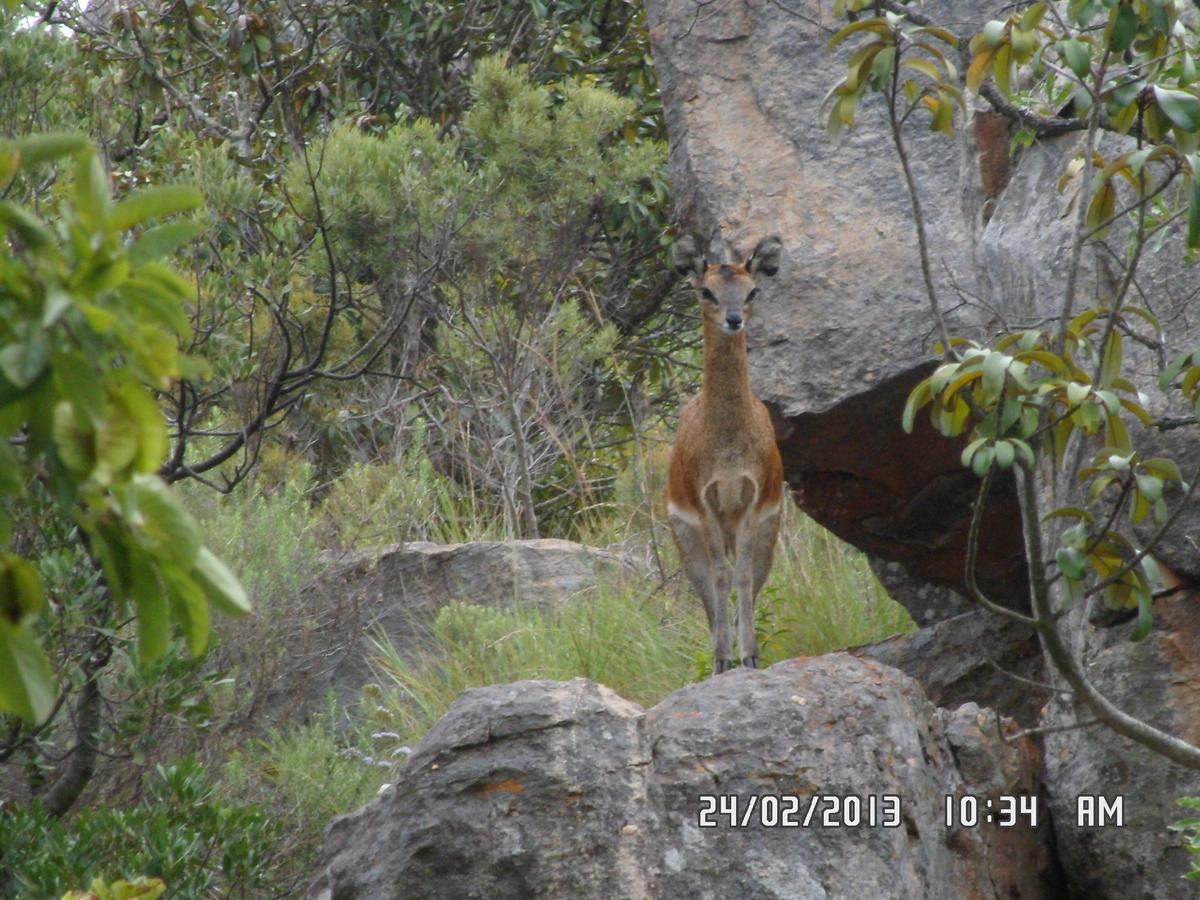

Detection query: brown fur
(665, 235), (784, 674)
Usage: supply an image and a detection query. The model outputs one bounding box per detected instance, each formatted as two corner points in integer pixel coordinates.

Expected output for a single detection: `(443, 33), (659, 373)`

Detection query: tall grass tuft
(369, 494), (914, 751)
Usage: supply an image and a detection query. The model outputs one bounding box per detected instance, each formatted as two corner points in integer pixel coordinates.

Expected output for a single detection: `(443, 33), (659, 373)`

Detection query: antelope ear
(747, 236), (783, 277)
(671, 235), (705, 279)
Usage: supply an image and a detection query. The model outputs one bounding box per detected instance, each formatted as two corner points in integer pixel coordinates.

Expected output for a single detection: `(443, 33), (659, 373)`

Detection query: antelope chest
(701, 470), (759, 522)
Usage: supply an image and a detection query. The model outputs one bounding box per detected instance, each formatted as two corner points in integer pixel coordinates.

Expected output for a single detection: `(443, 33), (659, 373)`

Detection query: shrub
(0, 759), (277, 898)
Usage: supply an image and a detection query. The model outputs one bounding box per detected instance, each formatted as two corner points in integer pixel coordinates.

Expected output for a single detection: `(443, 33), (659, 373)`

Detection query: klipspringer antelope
(666, 233), (784, 676)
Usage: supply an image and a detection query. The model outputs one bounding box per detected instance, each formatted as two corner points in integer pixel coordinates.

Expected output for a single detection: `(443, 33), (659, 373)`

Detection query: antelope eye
(747, 288), (760, 303)
(700, 287), (718, 304)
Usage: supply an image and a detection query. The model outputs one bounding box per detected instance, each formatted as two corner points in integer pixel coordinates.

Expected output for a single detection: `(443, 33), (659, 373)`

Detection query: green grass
(220, 714), (387, 892)
(368, 495), (914, 750)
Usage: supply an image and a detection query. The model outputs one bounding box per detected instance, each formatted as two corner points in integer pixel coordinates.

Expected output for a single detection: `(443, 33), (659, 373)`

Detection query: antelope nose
(725, 313), (743, 330)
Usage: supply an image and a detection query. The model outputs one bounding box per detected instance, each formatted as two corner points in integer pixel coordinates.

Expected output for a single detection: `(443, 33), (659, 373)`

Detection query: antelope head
(672, 234), (783, 335)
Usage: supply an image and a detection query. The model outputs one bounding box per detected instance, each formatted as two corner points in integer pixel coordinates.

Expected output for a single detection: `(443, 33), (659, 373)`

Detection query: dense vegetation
(0, 0), (911, 894)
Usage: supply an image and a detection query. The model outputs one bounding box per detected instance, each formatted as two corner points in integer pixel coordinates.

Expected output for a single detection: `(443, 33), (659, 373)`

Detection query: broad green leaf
(994, 439), (1015, 469)
(1042, 506), (1096, 523)
(982, 19), (1006, 48)
(162, 564), (211, 656)
(1143, 457), (1183, 482)
(1056, 546), (1087, 580)
(971, 444), (994, 477)
(1107, 2), (1137, 53)
(0, 201), (53, 247)
(74, 151), (110, 230)
(982, 351), (1007, 401)
(902, 378), (933, 433)
(14, 132), (88, 169)
(129, 220), (204, 266)
(1159, 349), (1196, 390)
(109, 185), (204, 233)
(828, 17), (891, 49)
(0, 553), (44, 625)
(191, 546), (250, 617)
(1099, 329), (1123, 388)
(0, 330), (49, 389)
(127, 475), (201, 568)
(52, 401), (96, 474)
(1136, 473), (1164, 503)
(129, 549), (169, 664)
(1154, 86), (1200, 131)
(1060, 39), (1091, 79)
(0, 618), (55, 723)
(110, 379), (168, 473)
(1188, 153), (1200, 249)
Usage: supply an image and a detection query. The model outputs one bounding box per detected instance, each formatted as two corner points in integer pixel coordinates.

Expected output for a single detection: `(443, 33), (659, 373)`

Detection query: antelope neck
(700, 317), (754, 418)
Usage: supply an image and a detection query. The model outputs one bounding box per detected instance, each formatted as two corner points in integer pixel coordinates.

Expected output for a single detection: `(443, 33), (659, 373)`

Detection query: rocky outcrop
(853, 609), (1043, 725)
(287, 540), (640, 717)
(644, 0), (1029, 617)
(645, 0), (1200, 897)
(307, 654), (1061, 899)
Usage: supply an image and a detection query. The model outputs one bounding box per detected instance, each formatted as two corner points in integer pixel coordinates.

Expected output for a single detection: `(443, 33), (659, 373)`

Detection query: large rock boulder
(646, 0), (1200, 896)
(644, 0), (1028, 617)
(282, 540), (640, 718)
(306, 654), (1060, 899)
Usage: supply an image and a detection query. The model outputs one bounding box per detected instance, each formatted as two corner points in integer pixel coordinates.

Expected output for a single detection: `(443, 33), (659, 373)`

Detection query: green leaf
(52, 401), (96, 474)
(982, 19), (1007, 48)
(982, 351), (1008, 401)
(1060, 39), (1091, 79)
(14, 132), (88, 169)
(1136, 473), (1164, 503)
(1056, 546), (1087, 580)
(162, 564), (211, 656)
(1099, 329), (1123, 388)
(130, 549), (170, 664)
(902, 379), (933, 433)
(110, 379), (168, 473)
(0, 330), (49, 389)
(994, 439), (1015, 469)
(961, 437), (987, 468)
(129, 220), (204, 266)
(1188, 153), (1200, 249)
(109, 185), (204, 233)
(1159, 349), (1195, 390)
(0, 618), (55, 723)
(0, 201), (53, 247)
(971, 444), (994, 477)
(1042, 506), (1096, 524)
(1130, 589), (1153, 641)
(127, 475), (201, 568)
(74, 151), (110, 230)
(1108, 2), (1137, 53)
(1142, 457), (1182, 482)
(828, 17), (891, 49)
(191, 546), (250, 617)
(1154, 86), (1200, 132)
(0, 553), (44, 625)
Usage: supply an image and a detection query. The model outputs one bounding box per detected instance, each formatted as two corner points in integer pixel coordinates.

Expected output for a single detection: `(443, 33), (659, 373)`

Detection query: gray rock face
(1042, 591), (1200, 900)
(648, 1), (1200, 896)
(286, 540), (639, 718)
(853, 608), (1044, 725)
(645, 0), (1030, 619)
(307, 654), (1060, 899)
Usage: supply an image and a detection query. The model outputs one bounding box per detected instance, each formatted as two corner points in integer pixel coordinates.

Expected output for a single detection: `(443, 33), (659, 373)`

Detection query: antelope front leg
(668, 513), (734, 674)
(734, 514), (762, 669)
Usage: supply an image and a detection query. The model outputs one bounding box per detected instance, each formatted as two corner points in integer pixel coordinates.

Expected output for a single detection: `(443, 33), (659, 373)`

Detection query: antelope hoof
(714, 658), (738, 675)
(741, 654), (760, 669)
